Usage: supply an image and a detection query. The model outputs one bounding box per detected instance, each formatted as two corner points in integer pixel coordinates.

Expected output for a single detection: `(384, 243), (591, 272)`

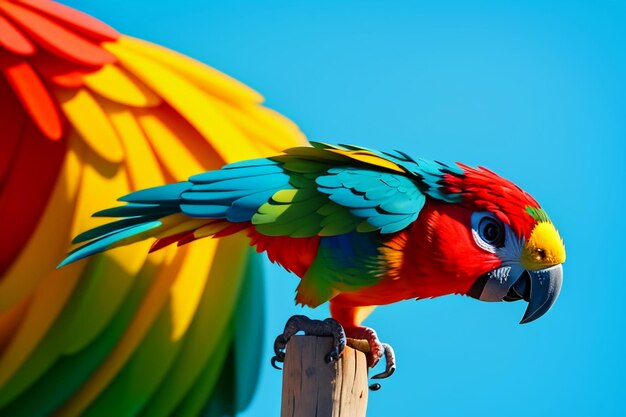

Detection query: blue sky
(66, 1), (625, 416)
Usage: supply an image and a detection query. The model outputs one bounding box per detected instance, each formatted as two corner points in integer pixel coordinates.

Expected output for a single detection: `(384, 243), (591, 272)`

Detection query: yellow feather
(100, 100), (166, 189)
(84, 63), (161, 108)
(330, 149), (405, 173)
(152, 218), (209, 240)
(168, 240), (219, 341)
(193, 221), (231, 238)
(236, 104), (306, 149)
(104, 40), (262, 163)
(55, 88), (125, 163)
(522, 221), (567, 270)
(134, 107), (207, 179)
(217, 102), (302, 155)
(115, 37), (263, 105)
(58, 142), (152, 355)
(139, 236), (249, 416)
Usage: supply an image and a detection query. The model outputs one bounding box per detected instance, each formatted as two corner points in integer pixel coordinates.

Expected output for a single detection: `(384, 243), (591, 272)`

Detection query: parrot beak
(467, 264), (563, 324)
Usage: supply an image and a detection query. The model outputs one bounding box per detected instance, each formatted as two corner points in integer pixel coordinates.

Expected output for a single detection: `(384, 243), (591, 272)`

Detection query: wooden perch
(281, 335), (369, 417)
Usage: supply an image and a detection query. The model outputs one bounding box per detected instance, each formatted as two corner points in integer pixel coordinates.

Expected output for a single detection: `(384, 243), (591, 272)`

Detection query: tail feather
(59, 182), (194, 267)
(71, 215), (165, 244)
(60, 160), (287, 267)
(93, 203), (174, 218)
(149, 231), (191, 253)
(58, 220), (163, 268)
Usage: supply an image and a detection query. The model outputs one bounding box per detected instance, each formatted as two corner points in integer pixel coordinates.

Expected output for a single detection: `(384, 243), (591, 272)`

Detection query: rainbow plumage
(0, 1), (304, 415)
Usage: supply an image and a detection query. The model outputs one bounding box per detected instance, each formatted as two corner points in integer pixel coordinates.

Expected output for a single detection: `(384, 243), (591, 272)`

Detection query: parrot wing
(60, 142), (463, 307)
(65, 140), (463, 255)
(0, 1), (305, 416)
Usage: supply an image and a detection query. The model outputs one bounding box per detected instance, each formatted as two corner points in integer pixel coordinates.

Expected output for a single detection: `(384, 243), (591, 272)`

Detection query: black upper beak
(468, 264), (563, 324)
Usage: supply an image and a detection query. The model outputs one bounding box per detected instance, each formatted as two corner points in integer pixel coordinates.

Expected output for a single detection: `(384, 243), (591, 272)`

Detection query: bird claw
(271, 316), (396, 392)
(345, 327), (396, 390)
(371, 343), (396, 380)
(271, 315), (347, 368)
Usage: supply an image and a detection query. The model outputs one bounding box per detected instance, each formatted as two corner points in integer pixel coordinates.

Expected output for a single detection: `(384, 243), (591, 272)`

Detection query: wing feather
(105, 38), (261, 163)
(83, 63), (161, 107)
(0, 2), (306, 415)
(55, 87), (124, 162)
(0, 58), (63, 139)
(0, 2), (115, 66)
(0, 14), (35, 55)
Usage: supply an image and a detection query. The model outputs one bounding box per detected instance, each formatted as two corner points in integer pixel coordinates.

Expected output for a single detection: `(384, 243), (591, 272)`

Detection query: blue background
(66, 1), (625, 416)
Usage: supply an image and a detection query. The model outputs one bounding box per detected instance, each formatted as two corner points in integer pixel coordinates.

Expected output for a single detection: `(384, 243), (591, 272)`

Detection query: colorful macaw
(61, 142), (566, 372)
(0, 0), (305, 416)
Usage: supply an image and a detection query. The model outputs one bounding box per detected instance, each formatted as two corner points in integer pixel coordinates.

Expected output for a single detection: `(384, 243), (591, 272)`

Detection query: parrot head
(405, 163), (566, 324)
(464, 207), (565, 324)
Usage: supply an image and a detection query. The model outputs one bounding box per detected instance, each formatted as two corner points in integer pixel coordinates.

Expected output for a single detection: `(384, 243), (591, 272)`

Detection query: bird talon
(271, 315), (347, 369)
(345, 327), (396, 389)
(272, 316), (397, 390)
(371, 342), (396, 379)
(271, 356), (283, 370)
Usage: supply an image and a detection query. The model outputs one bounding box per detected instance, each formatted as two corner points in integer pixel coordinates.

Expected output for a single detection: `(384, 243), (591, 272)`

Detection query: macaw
(0, 1), (305, 416)
(61, 142), (566, 371)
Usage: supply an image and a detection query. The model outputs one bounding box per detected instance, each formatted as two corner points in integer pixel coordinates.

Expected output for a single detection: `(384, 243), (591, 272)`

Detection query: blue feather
(326, 188), (374, 208)
(181, 189), (256, 203)
(379, 194), (425, 214)
(93, 203), (175, 218)
(58, 221), (162, 268)
(120, 182), (192, 203)
(180, 204), (230, 218)
(72, 215), (162, 244)
(221, 158), (279, 169)
(226, 190), (281, 222)
(186, 173), (290, 192)
(189, 163), (283, 183)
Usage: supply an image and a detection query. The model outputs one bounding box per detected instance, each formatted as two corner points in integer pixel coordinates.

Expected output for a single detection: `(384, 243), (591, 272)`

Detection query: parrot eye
(477, 216), (505, 247)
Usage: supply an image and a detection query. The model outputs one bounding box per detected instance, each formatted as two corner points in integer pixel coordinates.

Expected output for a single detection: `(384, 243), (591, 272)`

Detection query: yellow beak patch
(521, 221), (566, 270)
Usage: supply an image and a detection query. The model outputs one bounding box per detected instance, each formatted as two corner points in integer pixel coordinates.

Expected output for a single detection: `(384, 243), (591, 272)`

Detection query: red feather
(0, 13), (35, 55)
(0, 1), (115, 67)
(0, 52), (63, 139)
(248, 229), (319, 278)
(444, 165), (540, 239)
(15, 0), (119, 42)
(30, 50), (93, 88)
(328, 200), (502, 309)
(0, 75), (26, 184)
(0, 119), (66, 275)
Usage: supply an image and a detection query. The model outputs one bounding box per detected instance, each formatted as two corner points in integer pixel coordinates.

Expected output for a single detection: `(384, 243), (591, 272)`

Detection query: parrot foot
(371, 343), (396, 380)
(345, 326), (396, 390)
(271, 315), (347, 370)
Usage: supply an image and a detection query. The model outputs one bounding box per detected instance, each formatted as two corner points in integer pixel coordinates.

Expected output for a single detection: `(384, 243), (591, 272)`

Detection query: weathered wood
(281, 335), (369, 417)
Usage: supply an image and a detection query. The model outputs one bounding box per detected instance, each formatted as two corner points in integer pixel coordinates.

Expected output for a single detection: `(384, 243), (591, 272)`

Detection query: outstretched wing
(66, 141), (462, 249)
(61, 142), (462, 307)
(0, 2), (305, 416)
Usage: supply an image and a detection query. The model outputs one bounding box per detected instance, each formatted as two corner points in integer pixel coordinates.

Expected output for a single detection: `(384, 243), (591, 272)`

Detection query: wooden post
(280, 335), (369, 417)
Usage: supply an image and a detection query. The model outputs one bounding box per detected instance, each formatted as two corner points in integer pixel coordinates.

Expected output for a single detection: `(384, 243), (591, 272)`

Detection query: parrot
(0, 0), (305, 416)
(60, 141), (566, 374)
